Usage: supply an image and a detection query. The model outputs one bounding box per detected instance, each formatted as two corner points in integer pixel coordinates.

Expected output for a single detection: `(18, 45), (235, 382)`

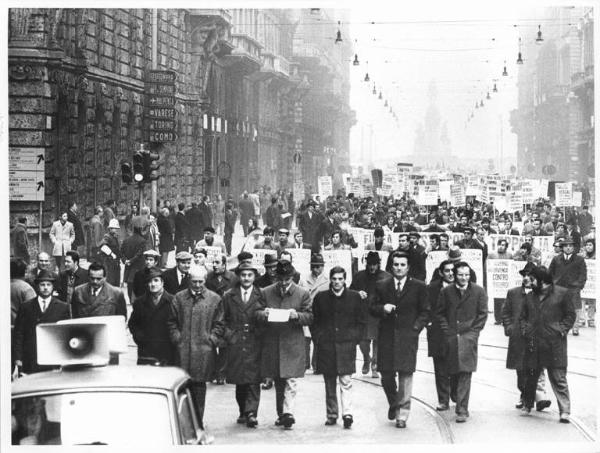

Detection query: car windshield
(12, 391), (172, 445)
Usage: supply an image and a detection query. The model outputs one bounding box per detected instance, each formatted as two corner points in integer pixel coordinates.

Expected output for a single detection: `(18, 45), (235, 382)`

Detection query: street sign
(148, 95), (176, 107)
(145, 70), (177, 143)
(145, 70), (177, 84)
(148, 119), (176, 130)
(145, 83), (176, 95)
(9, 148), (45, 201)
(148, 131), (178, 142)
(147, 107), (177, 119)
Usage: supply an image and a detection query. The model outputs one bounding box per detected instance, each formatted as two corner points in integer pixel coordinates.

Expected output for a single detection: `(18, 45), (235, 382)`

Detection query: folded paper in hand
(281, 212), (292, 219)
(100, 244), (112, 256)
(268, 308), (291, 322)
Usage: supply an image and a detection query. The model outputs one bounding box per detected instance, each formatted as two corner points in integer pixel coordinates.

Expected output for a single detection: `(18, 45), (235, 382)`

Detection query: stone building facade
(8, 8), (354, 253)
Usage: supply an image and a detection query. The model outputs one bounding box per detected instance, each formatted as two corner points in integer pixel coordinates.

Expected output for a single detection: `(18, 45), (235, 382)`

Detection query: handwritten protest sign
(322, 250), (353, 285)
(451, 183), (466, 206)
(555, 182), (573, 207)
(486, 259), (525, 298)
(204, 246), (224, 264)
(582, 259), (595, 300)
(416, 182), (439, 205)
(485, 234), (554, 255)
(318, 176), (333, 199)
(287, 248), (311, 279)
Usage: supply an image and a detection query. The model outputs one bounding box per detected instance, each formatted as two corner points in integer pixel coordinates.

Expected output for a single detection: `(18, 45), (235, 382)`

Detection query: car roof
(12, 366), (190, 396)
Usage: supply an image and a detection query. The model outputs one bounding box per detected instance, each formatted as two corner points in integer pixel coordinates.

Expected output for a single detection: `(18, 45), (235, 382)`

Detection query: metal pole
(38, 201), (43, 250)
(139, 183), (144, 212)
(151, 9), (158, 213)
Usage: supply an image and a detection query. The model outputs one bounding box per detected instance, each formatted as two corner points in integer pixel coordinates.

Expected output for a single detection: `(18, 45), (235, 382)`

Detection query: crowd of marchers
(9, 188), (594, 433)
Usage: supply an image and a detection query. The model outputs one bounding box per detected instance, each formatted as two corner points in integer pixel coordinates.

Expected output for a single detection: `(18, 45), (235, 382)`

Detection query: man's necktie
(41, 299), (47, 312)
(243, 290), (248, 303)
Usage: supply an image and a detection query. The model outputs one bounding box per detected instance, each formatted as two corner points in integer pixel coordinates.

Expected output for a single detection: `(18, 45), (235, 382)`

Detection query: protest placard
(572, 191), (582, 207)
(451, 183), (466, 206)
(417, 182), (439, 205)
(537, 179), (549, 198)
(465, 175), (479, 196)
(318, 175), (333, 199)
(581, 259), (595, 300)
(293, 179), (305, 203)
(204, 246), (224, 265)
(485, 234), (554, 255)
(459, 249), (484, 286)
(322, 249), (353, 285)
(439, 180), (453, 202)
(251, 249), (277, 274)
(506, 190), (524, 212)
(555, 182), (573, 207)
(521, 179), (535, 204)
(287, 248), (311, 279)
(486, 259), (525, 298)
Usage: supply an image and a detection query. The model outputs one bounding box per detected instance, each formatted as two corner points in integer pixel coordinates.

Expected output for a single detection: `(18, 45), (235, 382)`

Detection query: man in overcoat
(12, 270), (70, 375)
(312, 266), (366, 429)
(371, 251), (429, 428)
(256, 260), (313, 430)
(168, 266), (223, 429)
(163, 251), (192, 295)
(426, 259), (455, 411)
(10, 217), (30, 264)
(128, 267), (177, 366)
(71, 262), (127, 320)
(121, 226), (148, 302)
(217, 263), (264, 428)
(548, 237), (587, 335)
(49, 211), (75, 271)
(519, 266), (575, 423)
(298, 200), (322, 250)
(436, 260), (488, 423)
(56, 251), (89, 307)
(502, 262), (551, 411)
(350, 251), (392, 378)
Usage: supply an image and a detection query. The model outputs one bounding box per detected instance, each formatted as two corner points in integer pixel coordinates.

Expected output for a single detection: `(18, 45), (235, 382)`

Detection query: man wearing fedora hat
(256, 254), (278, 289)
(502, 262), (551, 411)
(217, 263), (265, 428)
(256, 260), (313, 429)
(12, 270), (70, 375)
(163, 251), (193, 295)
(299, 253), (330, 373)
(350, 251), (392, 378)
(519, 266), (575, 423)
(128, 267), (177, 366)
(548, 237), (587, 335)
(131, 249), (161, 299)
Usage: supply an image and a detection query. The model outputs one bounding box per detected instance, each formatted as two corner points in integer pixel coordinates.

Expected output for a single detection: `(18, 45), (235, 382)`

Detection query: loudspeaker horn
(58, 316), (128, 354)
(36, 323), (109, 367)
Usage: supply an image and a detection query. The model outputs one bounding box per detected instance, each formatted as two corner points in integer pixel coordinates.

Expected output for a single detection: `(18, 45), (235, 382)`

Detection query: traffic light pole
(151, 8), (158, 214)
(138, 182), (144, 213)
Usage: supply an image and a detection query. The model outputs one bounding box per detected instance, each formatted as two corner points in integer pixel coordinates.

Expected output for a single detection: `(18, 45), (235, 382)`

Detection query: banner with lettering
(486, 259), (526, 298)
(555, 182), (573, 207)
(424, 249), (483, 285)
(322, 250), (353, 285)
(451, 183), (466, 206)
(581, 259), (595, 300)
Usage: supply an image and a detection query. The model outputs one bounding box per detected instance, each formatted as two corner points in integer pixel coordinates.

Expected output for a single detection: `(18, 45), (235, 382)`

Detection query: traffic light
(121, 161), (133, 184)
(144, 151), (160, 181)
(133, 151), (145, 183)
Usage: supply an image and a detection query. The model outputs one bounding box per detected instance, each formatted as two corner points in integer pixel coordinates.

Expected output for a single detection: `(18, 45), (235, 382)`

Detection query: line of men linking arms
(12, 245), (576, 431)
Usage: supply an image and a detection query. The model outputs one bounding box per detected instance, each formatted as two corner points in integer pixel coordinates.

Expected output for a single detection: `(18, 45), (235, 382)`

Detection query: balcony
(221, 33), (262, 75)
(188, 9), (232, 26)
(252, 52), (291, 82)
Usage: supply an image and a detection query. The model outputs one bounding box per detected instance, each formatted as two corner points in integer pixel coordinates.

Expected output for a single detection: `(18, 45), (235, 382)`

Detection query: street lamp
(364, 72), (370, 82)
(335, 21), (342, 43)
(517, 37), (524, 64)
(536, 25), (544, 44)
(502, 60), (508, 76)
(493, 83), (498, 93)
(353, 54), (359, 66)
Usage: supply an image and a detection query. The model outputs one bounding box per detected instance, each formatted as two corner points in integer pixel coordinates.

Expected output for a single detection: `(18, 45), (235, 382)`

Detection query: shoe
(237, 415), (247, 424)
(324, 417), (337, 426)
(281, 413), (295, 429)
(559, 413), (570, 423)
(387, 405), (397, 420)
(456, 414), (467, 423)
(261, 380), (273, 390)
(371, 363), (378, 372)
(536, 400), (551, 412)
(361, 362), (369, 375)
(343, 415), (353, 429)
(521, 407), (532, 416)
(573, 329), (579, 336)
(246, 414), (258, 428)
(274, 416), (283, 426)
(395, 420), (406, 428)
(371, 370), (379, 378)
(589, 321), (595, 328)
(494, 321), (502, 325)
(436, 404), (449, 411)
(515, 399), (524, 409)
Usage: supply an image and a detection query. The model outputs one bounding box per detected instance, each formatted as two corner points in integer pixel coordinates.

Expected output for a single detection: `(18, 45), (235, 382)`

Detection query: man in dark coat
(298, 201), (322, 249)
(519, 266), (575, 423)
(256, 254), (278, 289)
(385, 234), (426, 282)
(265, 197), (281, 230)
(174, 203), (190, 253)
(67, 201), (85, 253)
(10, 217), (30, 264)
(217, 263), (264, 428)
(132, 250), (161, 299)
(224, 202), (237, 256)
(199, 196), (213, 230)
(157, 207), (175, 265)
(371, 251), (429, 428)
(548, 237), (587, 335)
(350, 251), (391, 378)
(121, 226), (148, 302)
(186, 202), (204, 246)
(12, 270), (70, 375)
(436, 261), (488, 423)
(255, 260), (313, 430)
(502, 262), (551, 411)
(312, 266), (366, 429)
(426, 259), (455, 411)
(56, 251), (89, 307)
(162, 251), (192, 295)
(239, 193), (255, 237)
(128, 267), (177, 366)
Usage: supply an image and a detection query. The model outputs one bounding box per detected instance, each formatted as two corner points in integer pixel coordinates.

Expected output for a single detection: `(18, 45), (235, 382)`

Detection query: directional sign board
(145, 70), (177, 142)
(9, 148), (45, 201)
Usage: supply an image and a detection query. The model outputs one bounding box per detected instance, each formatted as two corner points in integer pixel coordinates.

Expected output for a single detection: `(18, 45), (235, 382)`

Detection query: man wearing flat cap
(216, 263), (265, 428)
(256, 260), (313, 430)
(163, 251), (192, 295)
(548, 237), (587, 335)
(128, 267), (177, 365)
(131, 249), (161, 299)
(197, 226), (227, 255)
(350, 251), (392, 378)
(12, 270), (70, 375)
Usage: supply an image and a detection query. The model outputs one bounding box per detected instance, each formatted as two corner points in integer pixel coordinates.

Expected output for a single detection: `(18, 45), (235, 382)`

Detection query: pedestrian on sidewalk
(312, 266), (365, 429)
(97, 219), (122, 287)
(435, 260), (488, 423)
(49, 211), (75, 272)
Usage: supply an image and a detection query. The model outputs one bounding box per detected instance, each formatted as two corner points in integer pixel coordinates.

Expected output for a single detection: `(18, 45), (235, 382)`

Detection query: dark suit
(548, 253), (587, 310)
(13, 297), (70, 373)
(298, 211), (322, 249)
(128, 291), (177, 365)
(162, 267), (190, 296)
(501, 286), (529, 401)
(371, 277), (429, 421)
(426, 279), (451, 406)
(174, 212), (189, 252)
(68, 209), (85, 249)
(71, 282), (127, 319)
(56, 267), (89, 305)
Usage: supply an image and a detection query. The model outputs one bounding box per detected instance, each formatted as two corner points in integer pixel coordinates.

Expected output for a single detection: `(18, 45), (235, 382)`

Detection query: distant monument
(411, 81), (453, 168)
